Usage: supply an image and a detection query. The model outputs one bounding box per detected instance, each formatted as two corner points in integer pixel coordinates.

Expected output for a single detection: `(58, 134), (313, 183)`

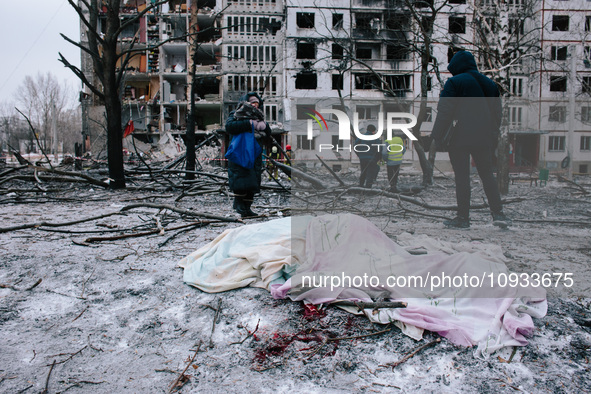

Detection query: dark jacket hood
(239, 92), (264, 107)
(447, 51), (478, 76)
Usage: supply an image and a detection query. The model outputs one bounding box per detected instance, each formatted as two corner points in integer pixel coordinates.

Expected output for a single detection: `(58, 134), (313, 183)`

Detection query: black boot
(492, 211), (512, 228)
(443, 216), (470, 229)
(243, 199), (257, 218)
(234, 196), (247, 217)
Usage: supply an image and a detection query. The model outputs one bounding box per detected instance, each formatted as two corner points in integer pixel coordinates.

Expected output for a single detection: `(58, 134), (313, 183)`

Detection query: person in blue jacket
(431, 50), (511, 229)
(225, 92), (271, 218)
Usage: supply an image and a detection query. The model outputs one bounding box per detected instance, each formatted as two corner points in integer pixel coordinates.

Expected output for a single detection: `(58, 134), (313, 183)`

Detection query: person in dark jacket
(225, 92), (271, 218)
(431, 50), (511, 228)
(355, 124), (381, 188)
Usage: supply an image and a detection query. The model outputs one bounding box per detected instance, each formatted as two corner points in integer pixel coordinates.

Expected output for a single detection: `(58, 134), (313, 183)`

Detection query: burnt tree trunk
(102, 3), (125, 189)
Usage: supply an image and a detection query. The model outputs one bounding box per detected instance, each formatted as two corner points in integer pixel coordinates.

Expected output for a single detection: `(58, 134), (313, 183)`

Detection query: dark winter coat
(225, 92), (271, 193)
(431, 51), (502, 150)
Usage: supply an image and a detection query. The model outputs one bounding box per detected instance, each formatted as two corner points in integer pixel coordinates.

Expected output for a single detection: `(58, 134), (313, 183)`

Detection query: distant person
(285, 144), (293, 180)
(225, 93), (271, 218)
(267, 145), (280, 180)
(355, 124), (381, 188)
(383, 136), (405, 193)
(431, 50), (510, 229)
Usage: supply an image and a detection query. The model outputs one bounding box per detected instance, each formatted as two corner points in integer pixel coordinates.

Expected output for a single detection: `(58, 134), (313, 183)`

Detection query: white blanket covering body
(179, 214), (547, 357)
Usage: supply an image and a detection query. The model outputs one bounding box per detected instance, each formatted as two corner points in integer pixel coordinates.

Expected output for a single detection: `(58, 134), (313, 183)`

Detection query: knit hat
(248, 96), (260, 104)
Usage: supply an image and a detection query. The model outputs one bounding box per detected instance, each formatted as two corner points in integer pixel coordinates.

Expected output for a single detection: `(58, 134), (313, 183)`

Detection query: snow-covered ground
(0, 169), (590, 392)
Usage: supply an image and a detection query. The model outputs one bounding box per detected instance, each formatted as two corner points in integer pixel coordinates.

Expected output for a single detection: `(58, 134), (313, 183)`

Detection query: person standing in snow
(225, 92), (271, 218)
(355, 124), (381, 188)
(431, 50), (511, 229)
(382, 136), (405, 193)
(267, 146), (280, 180)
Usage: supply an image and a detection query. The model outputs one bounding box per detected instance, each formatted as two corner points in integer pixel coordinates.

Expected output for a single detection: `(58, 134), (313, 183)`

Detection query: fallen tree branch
(15, 108), (53, 169)
(316, 154), (346, 186)
(83, 220), (214, 243)
(331, 301), (407, 309)
(327, 327), (393, 342)
(270, 159), (326, 189)
(345, 187), (525, 211)
(29, 164), (110, 188)
(0, 212), (121, 234)
(41, 360), (56, 394)
(230, 319), (260, 345)
(120, 203), (240, 222)
(382, 338), (441, 369)
(557, 175), (589, 195)
(208, 298), (222, 348)
(168, 341), (202, 393)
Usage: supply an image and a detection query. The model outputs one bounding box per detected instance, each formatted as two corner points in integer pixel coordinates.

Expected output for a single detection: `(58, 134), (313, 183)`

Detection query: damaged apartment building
(79, 0), (286, 159)
(79, 0), (591, 174)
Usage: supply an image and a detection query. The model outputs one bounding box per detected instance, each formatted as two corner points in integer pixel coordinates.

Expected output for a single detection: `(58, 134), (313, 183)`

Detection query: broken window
(295, 72), (317, 89)
(386, 44), (409, 60)
(551, 46), (568, 61)
(197, 0), (216, 8)
(355, 13), (381, 30)
(582, 77), (591, 94)
(550, 76), (567, 92)
(227, 75), (277, 95)
(297, 135), (315, 150)
(549, 106), (566, 123)
(332, 43), (344, 60)
(227, 16), (281, 36)
(548, 136), (565, 151)
(356, 48), (372, 59)
(447, 46), (458, 62)
(297, 42), (316, 59)
(332, 74), (344, 90)
(552, 15), (569, 31)
(384, 14), (408, 31)
(356, 44), (379, 59)
(296, 12), (315, 28)
(384, 74), (411, 93)
(332, 13), (343, 29)
(354, 73), (380, 90)
(414, 0), (433, 8)
(449, 16), (466, 34)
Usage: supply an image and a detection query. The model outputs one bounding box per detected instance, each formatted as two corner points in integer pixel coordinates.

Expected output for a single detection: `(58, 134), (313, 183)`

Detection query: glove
(255, 120), (267, 131)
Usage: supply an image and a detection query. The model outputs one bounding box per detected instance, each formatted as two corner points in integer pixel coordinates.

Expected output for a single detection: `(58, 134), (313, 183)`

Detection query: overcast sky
(0, 0), (81, 104)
